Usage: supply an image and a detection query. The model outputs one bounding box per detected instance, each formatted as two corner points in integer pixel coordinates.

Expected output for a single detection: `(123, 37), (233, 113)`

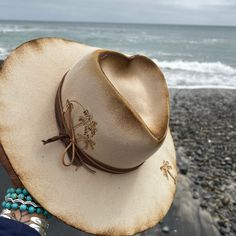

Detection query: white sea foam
(0, 47), (8, 59)
(154, 60), (236, 75)
(0, 25), (63, 33)
(153, 59), (236, 88)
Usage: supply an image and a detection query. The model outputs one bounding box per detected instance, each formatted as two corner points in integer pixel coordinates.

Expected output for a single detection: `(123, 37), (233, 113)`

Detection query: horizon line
(0, 18), (235, 28)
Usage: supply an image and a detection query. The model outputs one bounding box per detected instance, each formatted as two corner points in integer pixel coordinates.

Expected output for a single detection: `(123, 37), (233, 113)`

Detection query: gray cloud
(0, 0), (235, 26)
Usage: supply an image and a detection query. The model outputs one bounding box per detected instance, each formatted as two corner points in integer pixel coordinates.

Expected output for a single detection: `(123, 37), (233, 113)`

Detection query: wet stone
(196, 149), (202, 156)
(179, 163), (188, 175)
(200, 201), (208, 209)
(216, 200), (223, 209)
(193, 191), (200, 199)
(194, 178), (201, 185)
(220, 185), (226, 192)
(219, 227), (230, 235)
(203, 193), (212, 200)
(198, 172), (205, 179)
(207, 181), (215, 191)
(225, 157), (232, 163)
(201, 182), (208, 188)
(222, 195), (231, 206)
(162, 226), (170, 233)
(231, 223), (236, 232)
(217, 220), (227, 228)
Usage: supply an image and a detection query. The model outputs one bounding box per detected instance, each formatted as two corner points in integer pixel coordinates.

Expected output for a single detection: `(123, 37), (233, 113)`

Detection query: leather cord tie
(42, 72), (144, 174)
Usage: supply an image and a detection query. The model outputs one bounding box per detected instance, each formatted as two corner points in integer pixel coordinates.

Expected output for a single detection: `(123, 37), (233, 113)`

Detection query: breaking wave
(155, 60), (236, 75)
(153, 59), (236, 88)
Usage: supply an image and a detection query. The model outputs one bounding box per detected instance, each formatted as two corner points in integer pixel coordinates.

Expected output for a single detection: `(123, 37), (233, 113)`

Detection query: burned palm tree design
(65, 100), (98, 150)
(160, 160), (176, 184)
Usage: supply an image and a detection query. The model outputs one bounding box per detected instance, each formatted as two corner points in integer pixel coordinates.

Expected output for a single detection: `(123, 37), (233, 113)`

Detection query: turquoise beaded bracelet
(1, 187), (51, 218)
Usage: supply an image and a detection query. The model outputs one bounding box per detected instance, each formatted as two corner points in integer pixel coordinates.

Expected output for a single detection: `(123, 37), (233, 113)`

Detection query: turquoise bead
(36, 208), (43, 215)
(18, 194), (25, 200)
(9, 188), (15, 194)
(6, 188), (11, 194)
(12, 203), (18, 210)
(43, 210), (48, 217)
(16, 188), (22, 194)
(26, 195), (32, 201)
(1, 201), (6, 208)
(5, 202), (12, 210)
(5, 193), (11, 199)
(28, 206), (35, 214)
(22, 188), (29, 196)
(19, 204), (27, 211)
(11, 193), (17, 199)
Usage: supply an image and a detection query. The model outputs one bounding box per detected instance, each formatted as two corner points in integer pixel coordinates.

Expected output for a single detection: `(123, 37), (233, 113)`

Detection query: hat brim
(0, 38), (177, 235)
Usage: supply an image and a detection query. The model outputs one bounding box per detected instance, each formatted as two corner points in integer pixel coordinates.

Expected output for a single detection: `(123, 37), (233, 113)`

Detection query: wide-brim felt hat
(0, 37), (177, 235)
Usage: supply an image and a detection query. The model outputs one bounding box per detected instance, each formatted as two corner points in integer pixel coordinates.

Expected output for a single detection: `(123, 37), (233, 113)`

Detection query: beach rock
(224, 157), (232, 163)
(203, 193), (212, 201)
(162, 226), (170, 233)
(177, 147), (190, 176)
(231, 223), (236, 232)
(194, 156), (203, 163)
(196, 149), (202, 156)
(216, 200), (223, 209)
(192, 191), (200, 199)
(179, 163), (188, 175)
(200, 201), (208, 209)
(220, 185), (226, 192)
(219, 227), (230, 235)
(207, 181), (215, 191)
(217, 220), (227, 228)
(194, 178), (201, 185)
(198, 172), (205, 179)
(177, 146), (186, 159)
(201, 182), (208, 188)
(221, 195), (231, 206)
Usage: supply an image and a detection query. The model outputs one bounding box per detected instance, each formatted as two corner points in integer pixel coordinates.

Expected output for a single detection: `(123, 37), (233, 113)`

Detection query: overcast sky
(0, 0), (235, 26)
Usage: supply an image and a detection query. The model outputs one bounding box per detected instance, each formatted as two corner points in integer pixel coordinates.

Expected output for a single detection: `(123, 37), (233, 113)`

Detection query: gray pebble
(193, 191), (200, 199)
(222, 195), (231, 206)
(196, 149), (202, 156)
(179, 163), (188, 175)
(217, 201), (223, 209)
(220, 185), (226, 192)
(198, 172), (205, 178)
(217, 220), (226, 227)
(200, 201), (208, 208)
(219, 227), (230, 234)
(162, 226), (170, 233)
(225, 157), (232, 163)
(231, 223), (236, 232)
(203, 193), (212, 200)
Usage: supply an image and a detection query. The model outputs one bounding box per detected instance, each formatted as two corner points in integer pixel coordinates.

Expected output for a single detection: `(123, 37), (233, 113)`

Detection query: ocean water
(0, 20), (236, 89)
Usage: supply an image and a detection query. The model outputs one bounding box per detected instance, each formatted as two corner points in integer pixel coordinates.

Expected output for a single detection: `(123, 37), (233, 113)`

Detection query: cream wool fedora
(0, 37), (177, 235)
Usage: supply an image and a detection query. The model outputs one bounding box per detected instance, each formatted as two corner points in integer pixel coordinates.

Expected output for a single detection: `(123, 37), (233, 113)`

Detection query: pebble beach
(155, 89), (236, 236)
